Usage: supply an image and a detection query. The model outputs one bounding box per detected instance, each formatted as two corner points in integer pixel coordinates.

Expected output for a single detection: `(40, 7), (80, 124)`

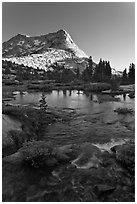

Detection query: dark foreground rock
(3, 141), (78, 168)
(2, 141), (135, 202)
(111, 143), (135, 174)
(93, 184), (116, 197)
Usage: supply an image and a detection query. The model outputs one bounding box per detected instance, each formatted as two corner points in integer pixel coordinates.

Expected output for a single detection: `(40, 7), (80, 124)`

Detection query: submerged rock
(72, 143), (102, 169)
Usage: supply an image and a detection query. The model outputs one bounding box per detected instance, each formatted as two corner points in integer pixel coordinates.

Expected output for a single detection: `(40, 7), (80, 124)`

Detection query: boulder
(94, 184), (115, 197)
(2, 114), (22, 149)
(3, 152), (24, 164)
(111, 144), (135, 173)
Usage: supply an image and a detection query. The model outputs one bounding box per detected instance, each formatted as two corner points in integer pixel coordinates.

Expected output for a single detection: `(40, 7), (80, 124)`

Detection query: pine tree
(122, 68), (128, 84)
(94, 58), (103, 82)
(88, 56), (93, 81)
(82, 56), (94, 82)
(105, 61), (112, 80)
(93, 58), (112, 82)
(76, 67), (80, 79)
(128, 63), (135, 84)
(35, 93), (48, 138)
(39, 93), (48, 112)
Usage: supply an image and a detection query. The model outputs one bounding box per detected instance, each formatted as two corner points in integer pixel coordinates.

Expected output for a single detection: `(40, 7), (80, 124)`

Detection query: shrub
(9, 130), (26, 150)
(2, 105), (24, 119)
(33, 93), (49, 138)
(114, 107), (134, 114)
(97, 94), (120, 103)
(84, 83), (111, 92)
(39, 93), (48, 112)
(110, 79), (121, 91)
(19, 141), (55, 168)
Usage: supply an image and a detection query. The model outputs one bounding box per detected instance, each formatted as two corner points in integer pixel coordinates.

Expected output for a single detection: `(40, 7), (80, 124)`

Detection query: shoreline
(2, 81), (135, 100)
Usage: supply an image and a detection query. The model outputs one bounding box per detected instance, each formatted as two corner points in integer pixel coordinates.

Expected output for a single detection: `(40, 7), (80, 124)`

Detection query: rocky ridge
(2, 29), (122, 75)
(2, 29), (88, 70)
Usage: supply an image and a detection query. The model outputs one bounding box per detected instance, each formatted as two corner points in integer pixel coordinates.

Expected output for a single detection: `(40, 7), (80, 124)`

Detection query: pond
(6, 90), (134, 146)
(11, 90), (134, 114)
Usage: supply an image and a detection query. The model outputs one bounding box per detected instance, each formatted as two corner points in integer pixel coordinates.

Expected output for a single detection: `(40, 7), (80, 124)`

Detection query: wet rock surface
(72, 143), (102, 169)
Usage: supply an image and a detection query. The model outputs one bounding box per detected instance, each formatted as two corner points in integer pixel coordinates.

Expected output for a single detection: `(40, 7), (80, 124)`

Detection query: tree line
(81, 57), (111, 82)
(121, 63), (135, 85)
(2, 58), (135, 85)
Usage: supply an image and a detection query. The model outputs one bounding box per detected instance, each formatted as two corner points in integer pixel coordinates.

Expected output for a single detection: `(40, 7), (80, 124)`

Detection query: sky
(2, 2), (135, 71)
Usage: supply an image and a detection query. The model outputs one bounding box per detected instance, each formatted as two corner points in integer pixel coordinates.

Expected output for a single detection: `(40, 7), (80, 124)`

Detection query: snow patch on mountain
(33, 40), (41, 46)
(112, 68), (122, 76)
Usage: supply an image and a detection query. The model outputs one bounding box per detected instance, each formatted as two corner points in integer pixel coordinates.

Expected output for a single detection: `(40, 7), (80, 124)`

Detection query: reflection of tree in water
(90, 94), (93, 101)
(63, 90), (67, 97)
(69, 90), (72, 96)
(123, 93), (126, 101)
(77, 90), (80, 95)
(20, 91), (25, 99)
(57, 90), (60, 96)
